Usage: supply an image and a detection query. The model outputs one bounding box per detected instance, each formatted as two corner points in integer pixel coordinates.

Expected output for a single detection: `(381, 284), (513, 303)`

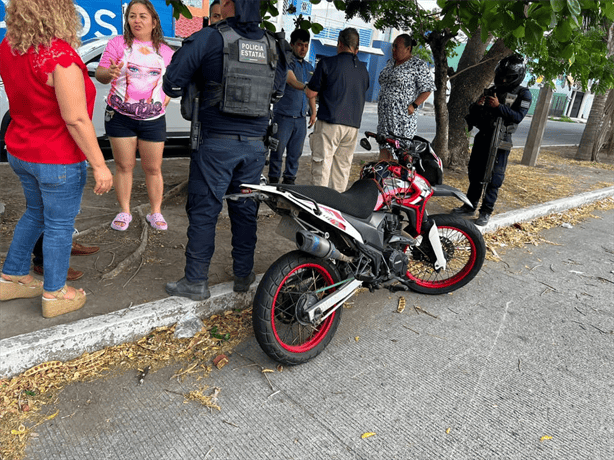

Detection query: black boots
(166, 277), (210, 301)
(451, 204), (476, 216)
(234, 271), (256, 293)
(475, 213), (491, 226)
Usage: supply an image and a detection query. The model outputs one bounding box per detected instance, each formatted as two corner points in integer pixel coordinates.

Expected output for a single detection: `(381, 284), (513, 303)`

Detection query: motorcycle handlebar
(364, 131), (391, 146)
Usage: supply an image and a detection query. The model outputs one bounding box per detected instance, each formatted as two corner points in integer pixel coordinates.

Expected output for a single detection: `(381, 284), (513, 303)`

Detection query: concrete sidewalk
(2, 183), (613, 378)
(26, 208), (614, 460)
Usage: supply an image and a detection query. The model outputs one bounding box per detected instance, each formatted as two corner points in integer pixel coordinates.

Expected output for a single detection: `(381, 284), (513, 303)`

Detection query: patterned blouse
(377, 56), (436, 141)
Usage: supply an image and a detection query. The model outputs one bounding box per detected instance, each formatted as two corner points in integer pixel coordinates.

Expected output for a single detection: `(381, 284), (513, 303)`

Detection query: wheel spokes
(273, 267), (332, 349)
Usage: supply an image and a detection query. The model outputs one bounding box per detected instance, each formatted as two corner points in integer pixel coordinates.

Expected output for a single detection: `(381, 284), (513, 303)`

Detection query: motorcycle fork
(405, 208), (447, 271)
(427, 222), (447, 271)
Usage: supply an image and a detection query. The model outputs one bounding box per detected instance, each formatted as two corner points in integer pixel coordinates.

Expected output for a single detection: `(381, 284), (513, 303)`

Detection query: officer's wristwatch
(411, 101), (419, 109)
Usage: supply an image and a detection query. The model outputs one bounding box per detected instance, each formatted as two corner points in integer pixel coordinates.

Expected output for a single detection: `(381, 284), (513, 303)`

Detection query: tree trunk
(603, 88), (614, 158)
(575, 91), (607, 161)
(427, 30), (452, 163)
(592, 88), (614, 161)
(522, 86), (553, 166)
(443, 36), (511, 168)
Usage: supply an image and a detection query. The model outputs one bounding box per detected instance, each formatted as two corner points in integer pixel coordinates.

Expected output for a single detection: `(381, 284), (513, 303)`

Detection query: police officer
(268, 29), (316, 185)
(162, 0), (287, 300)
(452, 54), (532, 226)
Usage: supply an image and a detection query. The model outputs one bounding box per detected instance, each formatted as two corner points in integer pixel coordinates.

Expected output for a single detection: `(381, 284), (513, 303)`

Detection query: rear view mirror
(360, 138), (371, 151)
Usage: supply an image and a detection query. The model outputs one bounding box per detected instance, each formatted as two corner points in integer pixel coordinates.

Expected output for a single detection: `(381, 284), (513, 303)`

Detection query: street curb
(2, 188), (614, 378)
(479, 186), (614, 233)
(0, 275), (262, 378)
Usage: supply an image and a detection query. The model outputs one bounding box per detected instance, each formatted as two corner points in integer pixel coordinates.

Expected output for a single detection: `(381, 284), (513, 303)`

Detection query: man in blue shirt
(305, 28), (370, 192)
(268, 29), (316, 185)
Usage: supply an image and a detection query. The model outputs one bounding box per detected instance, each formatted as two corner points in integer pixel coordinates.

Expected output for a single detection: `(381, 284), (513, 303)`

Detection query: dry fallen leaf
(446, 427), (451, 434)
(213, 354), (229, 370)
(354, 336), (360, 342)
(540, 435), (553, 442)
(397, 297), (406, 313)
(361, 432), (376, 439)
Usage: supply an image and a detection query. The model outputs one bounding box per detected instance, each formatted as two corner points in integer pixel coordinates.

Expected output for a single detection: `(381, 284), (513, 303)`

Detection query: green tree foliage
(165, 0), (614, 165)
(166, 0), (191, 20)
(345, 0), (614, 165)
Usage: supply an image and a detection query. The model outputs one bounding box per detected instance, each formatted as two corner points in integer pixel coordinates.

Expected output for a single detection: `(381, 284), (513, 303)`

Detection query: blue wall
(306, 38), (393, 103)
(366, 40), (392, 103)
(0, 1), (175, 42)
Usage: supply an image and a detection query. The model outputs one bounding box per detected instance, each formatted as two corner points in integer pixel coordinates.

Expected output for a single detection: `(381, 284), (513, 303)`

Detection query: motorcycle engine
(383, 248), (409, 277)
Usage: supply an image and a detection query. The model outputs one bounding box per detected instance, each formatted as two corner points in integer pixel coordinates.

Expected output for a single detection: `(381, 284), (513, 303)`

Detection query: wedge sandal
(0, 274), (44, 301)
(42, 286), (86, 318)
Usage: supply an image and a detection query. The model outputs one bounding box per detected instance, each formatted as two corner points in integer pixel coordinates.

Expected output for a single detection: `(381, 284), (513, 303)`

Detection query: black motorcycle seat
(277, 179), (379, 220)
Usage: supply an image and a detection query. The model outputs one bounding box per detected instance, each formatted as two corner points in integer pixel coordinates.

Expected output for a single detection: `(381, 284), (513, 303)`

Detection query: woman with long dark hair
(96, 0), (174, 232)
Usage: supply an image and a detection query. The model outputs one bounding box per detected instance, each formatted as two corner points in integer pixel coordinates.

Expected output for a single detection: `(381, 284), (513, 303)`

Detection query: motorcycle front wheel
(252, 250), (343, 365)
(403, 214), (486, 294)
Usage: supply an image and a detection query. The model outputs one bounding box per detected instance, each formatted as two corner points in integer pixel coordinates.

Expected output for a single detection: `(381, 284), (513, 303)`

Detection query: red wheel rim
(405, 225), (477, 288)
(271, 263), (337, 353)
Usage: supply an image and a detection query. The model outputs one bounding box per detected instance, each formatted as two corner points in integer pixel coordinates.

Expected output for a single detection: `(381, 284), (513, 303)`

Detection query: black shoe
(268, 176), (279, 184)
(166, 277), (210, 301)
(475, 213), (491, 226)
(234, 271), (256, 293)
(451, 204), (475, 216)
(282, 177), (295, 185)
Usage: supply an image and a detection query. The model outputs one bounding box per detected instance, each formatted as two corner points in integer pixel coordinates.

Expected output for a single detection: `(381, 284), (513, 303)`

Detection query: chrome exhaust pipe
(296, 230), (353, 262)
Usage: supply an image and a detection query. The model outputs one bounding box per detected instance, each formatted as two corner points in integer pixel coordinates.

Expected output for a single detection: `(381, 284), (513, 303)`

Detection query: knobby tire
(252, 251), (343, 365)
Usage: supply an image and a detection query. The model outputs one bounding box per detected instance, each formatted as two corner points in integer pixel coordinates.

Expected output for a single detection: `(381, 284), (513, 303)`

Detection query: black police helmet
(494, 54), (526, 91)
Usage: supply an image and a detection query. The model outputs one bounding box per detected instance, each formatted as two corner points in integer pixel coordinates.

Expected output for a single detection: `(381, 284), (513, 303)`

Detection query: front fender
(431, 184), (472, 207)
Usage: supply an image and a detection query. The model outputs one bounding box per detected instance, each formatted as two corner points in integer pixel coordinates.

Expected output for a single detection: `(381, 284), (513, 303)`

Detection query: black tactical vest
(212, 22), (278, 117)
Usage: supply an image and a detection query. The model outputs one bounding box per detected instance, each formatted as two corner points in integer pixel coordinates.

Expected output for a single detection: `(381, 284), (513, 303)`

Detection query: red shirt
(0, 38), (95, 164)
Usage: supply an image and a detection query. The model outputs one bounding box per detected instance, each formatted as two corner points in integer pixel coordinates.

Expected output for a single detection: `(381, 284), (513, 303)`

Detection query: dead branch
(74, 220), (110, 239)
(163, 179), (189, 203)
(101, 206), (149, 280)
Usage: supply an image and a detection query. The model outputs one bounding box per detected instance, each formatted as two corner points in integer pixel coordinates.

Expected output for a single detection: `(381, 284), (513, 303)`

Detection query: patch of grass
(549, 115), (574, 123)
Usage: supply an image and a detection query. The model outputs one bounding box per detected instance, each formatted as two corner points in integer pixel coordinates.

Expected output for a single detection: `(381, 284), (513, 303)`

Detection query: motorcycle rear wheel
(253, 250), (343, 365)
(403, 214), (486, 294)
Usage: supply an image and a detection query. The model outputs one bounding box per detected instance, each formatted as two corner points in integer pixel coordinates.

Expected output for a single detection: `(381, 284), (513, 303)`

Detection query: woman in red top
(0, 0), (113, 318)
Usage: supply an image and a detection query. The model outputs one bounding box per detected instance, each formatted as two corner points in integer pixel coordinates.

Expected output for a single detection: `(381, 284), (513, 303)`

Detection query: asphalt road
(313, 104), (584, 157)
(26, 208), (614, 459)
(358, 108), (585, 147)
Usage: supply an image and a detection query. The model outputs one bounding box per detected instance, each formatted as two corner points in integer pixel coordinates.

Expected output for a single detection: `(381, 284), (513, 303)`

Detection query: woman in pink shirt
(96, 0), (174, 232)
(0, 0), (113, 317)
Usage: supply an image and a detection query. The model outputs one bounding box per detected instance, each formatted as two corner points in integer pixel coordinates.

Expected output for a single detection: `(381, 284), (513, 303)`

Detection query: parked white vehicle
(0, 35), (190, 161)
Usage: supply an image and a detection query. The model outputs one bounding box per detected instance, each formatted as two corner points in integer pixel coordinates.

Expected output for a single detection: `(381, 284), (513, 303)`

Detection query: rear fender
(226, 184), (366, 244)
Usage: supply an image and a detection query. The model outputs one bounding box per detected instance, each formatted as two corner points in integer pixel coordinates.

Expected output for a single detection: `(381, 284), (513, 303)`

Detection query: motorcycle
(225, 131), (486, 365)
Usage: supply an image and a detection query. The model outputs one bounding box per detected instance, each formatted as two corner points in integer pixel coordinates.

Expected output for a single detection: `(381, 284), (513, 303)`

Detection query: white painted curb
(0, 275), (262, 378)
(479, 186), (614, 233)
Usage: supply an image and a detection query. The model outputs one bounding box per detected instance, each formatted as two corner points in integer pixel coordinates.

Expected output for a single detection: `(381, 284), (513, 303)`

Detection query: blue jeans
(268, 114), (307, 180)
(185, 137), (267, 282)
(2, 154), (86, 291)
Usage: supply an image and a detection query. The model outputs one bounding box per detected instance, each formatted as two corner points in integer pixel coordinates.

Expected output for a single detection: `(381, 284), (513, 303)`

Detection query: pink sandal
(146, 212), (168, 231)
(111, 212), (132, 231)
